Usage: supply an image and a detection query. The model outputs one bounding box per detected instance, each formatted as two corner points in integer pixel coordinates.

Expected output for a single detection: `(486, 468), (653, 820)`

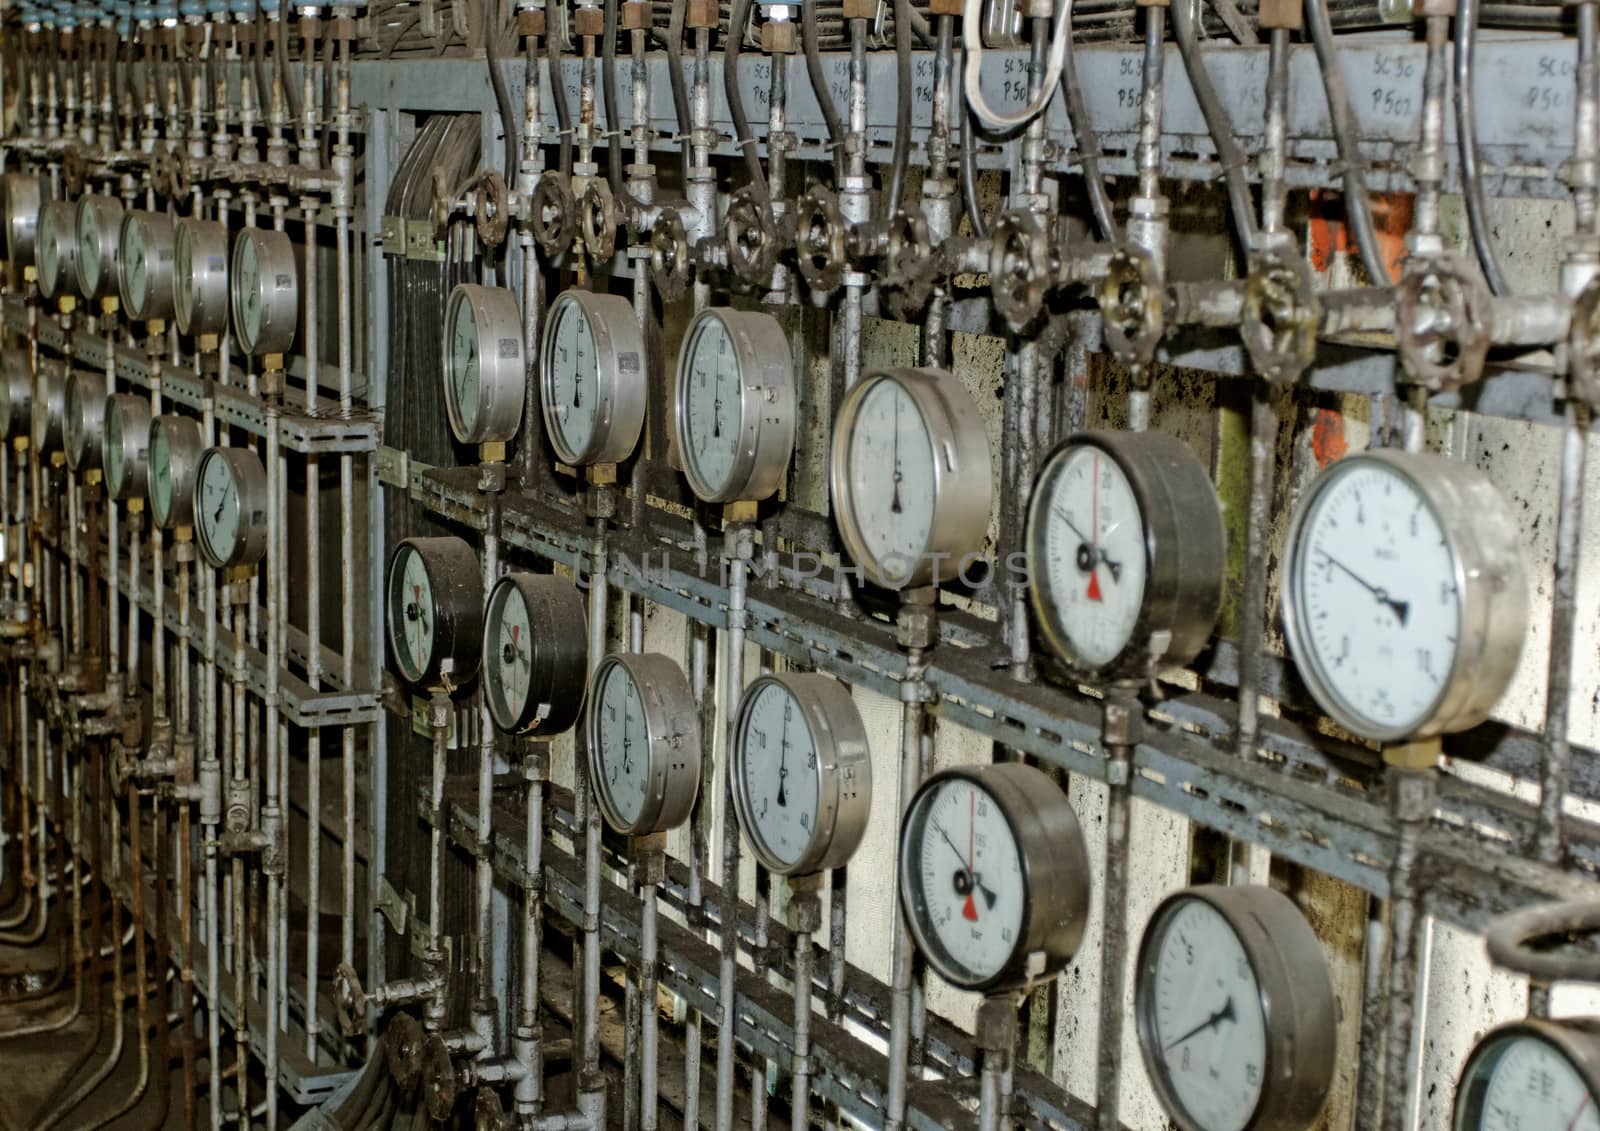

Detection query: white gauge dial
(1038, 446), (1145, 666)
(104, 394), (149, 501)
(449, 293), (480, 428)
(737, 680), (822, 870)
(149, 425), (173, 519)
(586, 653), (702, 837)
(195, 447), (268, 569)
(385, 537), (483, 689)
(236, 230), (262, 345)
(1457, 1025), (1600, 1131)
(123, 223), (150, 314)
(148, 415), (203, 530)
(63, 374), (105, 472)
(850, 377), (934, 576)
(76, 195), (123, 301)
(230, 228), (298, 356)
(484, 574), (589, 735)
(391, 544), (436, 685)
(593, 659), (651, 829)
(198, 450), (242, 562)
(680, 313), (740, 494)
(36, 201), (77, 301)
(443, 284), (524, 445)
(547, 295), (598, 458)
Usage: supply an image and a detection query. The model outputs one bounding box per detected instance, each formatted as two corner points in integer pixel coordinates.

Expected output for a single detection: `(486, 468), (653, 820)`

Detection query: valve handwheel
(1099, 244), (1165, 370)
(795, 186), (848, 294)
(1241, 244), (1320, 385)
(1396, 251), (1491, 392)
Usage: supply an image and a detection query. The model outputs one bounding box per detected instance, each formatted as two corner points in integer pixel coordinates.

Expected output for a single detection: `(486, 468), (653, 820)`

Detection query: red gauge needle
(1086, 453), (1103, 602)
(962, 791), (979, 922)
(1569, 1094), (1592, 1131)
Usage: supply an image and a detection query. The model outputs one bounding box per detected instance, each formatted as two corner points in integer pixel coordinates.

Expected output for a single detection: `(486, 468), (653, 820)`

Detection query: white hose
(962, 0), (1073, 131)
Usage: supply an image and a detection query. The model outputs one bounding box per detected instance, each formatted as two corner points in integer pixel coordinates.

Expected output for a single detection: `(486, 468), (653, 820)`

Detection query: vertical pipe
(714, 527), (750, 1131)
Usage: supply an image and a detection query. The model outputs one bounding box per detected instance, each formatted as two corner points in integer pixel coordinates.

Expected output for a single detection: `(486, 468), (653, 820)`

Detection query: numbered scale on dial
(541, 289), (647, 467)
(104, 395), (152, 502)
(898, 763), (1089, 992)
(444, 284), (525, 446)
(587, 653), (703, 837)
(732, 673), (872, 876)
(31, 363), (65, 454)
(119, 211), (177, 323)
(0, 350), (31, 442)
(35, 201), (79, 302)
(62, 372), (106, 473)
(1283, 450), (1528, 743)
(174, 219), (230, 338)
(1134, 885), (1336, 1131)
(832, 367), (993, 591)
(385, 536), (483, 689)
(75, 194), (124, 303)
(672, 307), (796, 504)
(195, 448), (269, 569)
(148, 415), (205, 530)
(2, 173), (44, 270)
(1026, 431), (1225, 680)
(483, 573), (589, 736)
(1455, 1020), (1600, 1131)
(231, 228), (299, 357)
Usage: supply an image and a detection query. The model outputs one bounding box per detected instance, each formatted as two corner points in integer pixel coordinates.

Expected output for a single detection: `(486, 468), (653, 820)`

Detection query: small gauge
(1455, 1020), (1600, 1131)
(174, 218), (230, 338)
(1135, 885), (1336, 1131)
(75, 194), (124, 302)
(483, 572), (590, 735)
(148, 415), (205, 530)
(35, 201), (78, 302)
(62, 372), (106, 472)
(231, 227), (299, 356)
(119, 210), (177, 323)
(104, 394), (152, 502)
(386, 537), (483, 689)
(2, 173), (44, 269)
(0, 350), (32, 441)
(1282, 450), (1528, 743)
(540, 289), (647, 467)
(672, 307), (796, 504)
(30, 363), (65, 454)
(443, 284), (525, 446)
(831, 367), (993, 591)
(587, 653), (703, 837)
(1025, 431), (1225, 681)
(899, 763), (1089, 992)
(732, 673), (872, 876)
(194, 446), (269, 570)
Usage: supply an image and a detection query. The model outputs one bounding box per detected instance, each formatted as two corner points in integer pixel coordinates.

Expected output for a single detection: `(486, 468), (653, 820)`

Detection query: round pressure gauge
(1025, 431), (1225, 681)
(732, 673), (872, 876)
(443, 283), (526, 446)
(174, 218), (230, 337)
(119, 210), (177, 323)
(672, 307), (796, 504)
(483, 572), (590, 736)
(541, 288), (647, 467)
(30, 364), (65, 453)
(899, 763), (1089, 993)
(1282, 450), (1528, 743)
(385, 536), (483, 689)
(194, 446), (269, 569)
(148, 415), (205, 530)
(831, 367), (993, 591)
(1455, 1019), (1600, 1131)
(1135, 885), (1336, 1131)
(3, 173), (45, 269)
(587, 653), (703, 837)
(231, 227), (299, 356)
(75, 194), (124, 302)
(35, 201), (78, 302)
(104, 394), (152, 502)
(62, 371), (106, 472)
(0, 350), (32, 440)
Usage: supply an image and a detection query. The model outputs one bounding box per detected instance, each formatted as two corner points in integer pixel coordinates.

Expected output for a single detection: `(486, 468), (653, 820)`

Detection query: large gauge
(194, 446), (269, 569)
(3, 173), (44, 269)
(898, 763), (1089, 993)
(75, 194), (124, 302)
(385, 536), (483, 689)
(62, 372), (106, 472)
(1455, 1020), (1600, 1131)
(0, 351), (32, 441)
(148, 415), (205, 530)
(831, 367), (993, 591)
(119, 210), (177, 323)
(540, 289), (647, 467)
(1282, 450), (1528, 743)
(732, 673), (872, 876)
(30, 364), (65, 454)
(104, 395), (152, 502)
(174, 219), (230, 338)
(35, 201), (78, 302)
(672, 307), (796, 504)
(1025, 431), (1224, 681)
(443, 284), (525, 446)
(587, 653), (702, 837)
(1135, 885), (1336, 1131)
(231, 227), (299, 357)
(483, 572), (589, 735)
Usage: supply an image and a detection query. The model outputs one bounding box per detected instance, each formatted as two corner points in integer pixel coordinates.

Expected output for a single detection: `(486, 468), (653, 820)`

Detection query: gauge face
(231, 228), (297, 355)
(679, 312), (741, 496)
(235, 229), (262, 345)
(545, 294), (599, 459)
(448, 292), (481, 433)
(105, 396), (126, 491)
(485, 580), (533, 728)
(197, 449), (243, 564)
(847, 376), (936, 584)
(76, 195), (123, 300)
(1456, 1027), (1600, 1131)
(388, 543), (436, 686)
(174, 222), (195, 327)
(443, 285), (524, 445)
(123, 221), (150, 314)
(149, 424), (173, 521)
(541, 290), (647, 467)
(36, 202), (75, 300)
(120, 212), (177, 321)
(592, 659), (650, 829)
(585, 653), (702, 836)
(735, 680), (822, 871)
(104, 395), (151, 501)
(63, 374), (104, 472)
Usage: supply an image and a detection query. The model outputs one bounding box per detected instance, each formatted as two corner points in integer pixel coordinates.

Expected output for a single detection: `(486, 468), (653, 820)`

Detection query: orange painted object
(1311, 408), (1349, 469)
(1308, 190), (1411, 284)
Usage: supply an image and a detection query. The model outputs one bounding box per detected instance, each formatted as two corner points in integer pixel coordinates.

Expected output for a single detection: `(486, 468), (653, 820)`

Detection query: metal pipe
(714, 522), (751, 1131)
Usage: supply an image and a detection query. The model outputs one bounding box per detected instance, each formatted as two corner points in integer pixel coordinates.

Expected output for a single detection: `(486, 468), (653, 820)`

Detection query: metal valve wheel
(724, 185), (779, 287)
(1396, 252), (1492, 392)
(883, 205), (938, 318)
(332, 962), (369, 1038)
(1099, 244), (1165, 369)
(794, 186), (848, 294)
(989, 209), (1054, 329)
(385, 1011), (426, 1094)
(422, 1034), (459, 1122)
(530, 172), (578, 257)
(1568, 276), (1600, 406)
(1241, 246), (1321, 385)
(63, 149), (88, 199)
(650, 208), (692, 301)
(474, 171), (510, 249)
(581, 179), (619, 262)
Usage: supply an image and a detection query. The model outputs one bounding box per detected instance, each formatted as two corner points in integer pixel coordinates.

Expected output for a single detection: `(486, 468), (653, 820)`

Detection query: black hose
(1169, 0), (1258, 249)
(802, 0), (845, 181)
(484, 0), (519, 191)
(601, 0), (634, 204)
(1061, 16), (1118, 242)
(666, 0), (693, 186)
(1305, 0), (1392, 282)
(723, 0), (771, 207)
(547, 17), (573, 176)
(959, 54), (988, 241)
(1456, 0), (1509, 294)
(252, 1), (271, 120)
(886, 0), (914, 216)
(277, 0), (302, 126)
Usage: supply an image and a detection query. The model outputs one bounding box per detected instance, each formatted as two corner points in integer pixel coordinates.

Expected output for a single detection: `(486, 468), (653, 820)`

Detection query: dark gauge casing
(75, 194), (124, 302)
(148, 415), (205, 530)
(483, 572), (589, 735)
(119, 210), (178, 323)
(35, 201), (79, 301)
(63, 371), (106, 472)
(105, 395), (153, 502)
(1454, 1019), (1600, 1130)
(174, 219), (230, 338)
(231, 227), (300, 356)
(195, 447), (270, 569)
(586, 653), (703, 837)
(385, 536), (483, 689)
(0, 350), (32, 440)
(3, 173), (45, 269)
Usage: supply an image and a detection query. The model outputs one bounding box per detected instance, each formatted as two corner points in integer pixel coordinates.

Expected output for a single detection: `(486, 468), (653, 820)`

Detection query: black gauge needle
(1164, 997), (1236, 1052)
(890, 393), (903, 515)
(1319, 550), (1410, 625)
(776, 707), (789, 807)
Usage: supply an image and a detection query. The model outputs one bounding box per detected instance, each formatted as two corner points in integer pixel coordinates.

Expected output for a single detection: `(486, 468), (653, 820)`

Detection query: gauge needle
(1319, 550), (1410, 625)
(1569, 1094), (1592, 1131)
(776, 707), (789, 807)
(890, 392), (903, 515)
(1163, 996), (1236, 1052)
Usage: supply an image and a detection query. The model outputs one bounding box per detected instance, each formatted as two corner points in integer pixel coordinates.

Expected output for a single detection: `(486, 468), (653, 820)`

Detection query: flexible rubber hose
(803, 0), (845, 181)
(547, 16), (573, 176)
(1061, 16), (1118, 242)
(887, 0), (914, 215)
(1170, 0), (1258, 249)
(484, 0), (519, 191)
(666, 0), (693, 186)
(723, 0), (771, 207)
(1456, 0), (1509, 293)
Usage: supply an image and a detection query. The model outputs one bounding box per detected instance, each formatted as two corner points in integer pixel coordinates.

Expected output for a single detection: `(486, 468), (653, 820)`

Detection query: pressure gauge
(898, 763), (1090, 993)
(174, 218), (229, 337)
(1455, 1020), (1600, 1131)
(732, 673), (872, 876)
(31, 364), (65, 453)
(1282, 450), (1528, 743)
(62, 372), (106, 472)
(443, 283), (526, 446)
(831, 367), (993, 591)
(104, 395), (152, 502)
(75, 194), (124, 302)
(1025, 431), (1225, 681)
(35, 201), (78, 302)
(483, 572), (590, 736)
(231, 227), (299, 356)
(541, 288), (647, 466)
(385, 536), (483, 689)
(194, 446), (269, 570)
(1135, 885), (1336, 1131)
(148, 415), (205, 530)
(118, 210), (177, 323)
(672, 307), (796, 504)
(586, 653), (703, 837)
(3, 173), (44, 269)
(0, 350), (32, 441)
